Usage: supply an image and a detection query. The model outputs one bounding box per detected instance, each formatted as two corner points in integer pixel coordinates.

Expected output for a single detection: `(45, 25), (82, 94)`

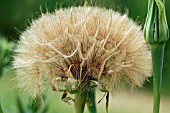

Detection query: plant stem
(87, 89), (97, 113)
(150, 44), (165, 113)
(74, 91), (87, 113)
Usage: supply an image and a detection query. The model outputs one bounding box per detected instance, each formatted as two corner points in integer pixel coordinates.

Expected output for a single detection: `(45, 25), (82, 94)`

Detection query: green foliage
(0, 36), (15, 77)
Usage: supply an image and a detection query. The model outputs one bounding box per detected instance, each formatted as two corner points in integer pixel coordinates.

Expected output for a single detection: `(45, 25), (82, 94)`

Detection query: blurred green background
(0, 0), (170, 113)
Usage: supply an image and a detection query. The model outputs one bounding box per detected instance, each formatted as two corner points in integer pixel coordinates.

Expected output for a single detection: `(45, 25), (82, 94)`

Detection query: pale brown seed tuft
(13, 7), (152, 97)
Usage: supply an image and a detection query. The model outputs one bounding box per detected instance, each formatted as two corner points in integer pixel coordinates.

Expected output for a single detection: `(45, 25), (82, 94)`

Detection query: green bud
(144, 0), (169, 44)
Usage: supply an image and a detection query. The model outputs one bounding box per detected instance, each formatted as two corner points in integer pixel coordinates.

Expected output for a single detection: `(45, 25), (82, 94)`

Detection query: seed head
(14, 7), (152, 97)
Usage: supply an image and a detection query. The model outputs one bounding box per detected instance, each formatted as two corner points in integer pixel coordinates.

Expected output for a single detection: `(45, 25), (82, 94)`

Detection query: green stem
(74, 91), (87, 113)
(150, 44), (165, 113)
(87, 89), (97, 113)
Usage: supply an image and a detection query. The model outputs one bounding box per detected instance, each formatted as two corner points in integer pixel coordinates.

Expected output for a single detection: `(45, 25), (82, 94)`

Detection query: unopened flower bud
(144, 0), (169, 44)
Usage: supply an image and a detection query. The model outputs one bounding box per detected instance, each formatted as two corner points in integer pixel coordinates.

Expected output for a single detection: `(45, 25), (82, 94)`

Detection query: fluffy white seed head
(13, 7), (152, 97)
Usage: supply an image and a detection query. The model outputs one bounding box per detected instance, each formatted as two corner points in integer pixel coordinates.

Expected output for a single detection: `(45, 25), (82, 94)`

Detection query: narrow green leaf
(106, 92), (109, 113)
(16, 97), (25, 113)
(42, 105), (49, 113)
(0, 103), (4, 113)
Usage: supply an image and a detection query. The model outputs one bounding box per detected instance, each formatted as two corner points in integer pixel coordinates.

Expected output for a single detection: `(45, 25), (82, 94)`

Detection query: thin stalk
(86, 89), (97, 113)
(74, 91), (87, 113)
(144, 0), (169, 112)
(150, 44), (165, 113)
